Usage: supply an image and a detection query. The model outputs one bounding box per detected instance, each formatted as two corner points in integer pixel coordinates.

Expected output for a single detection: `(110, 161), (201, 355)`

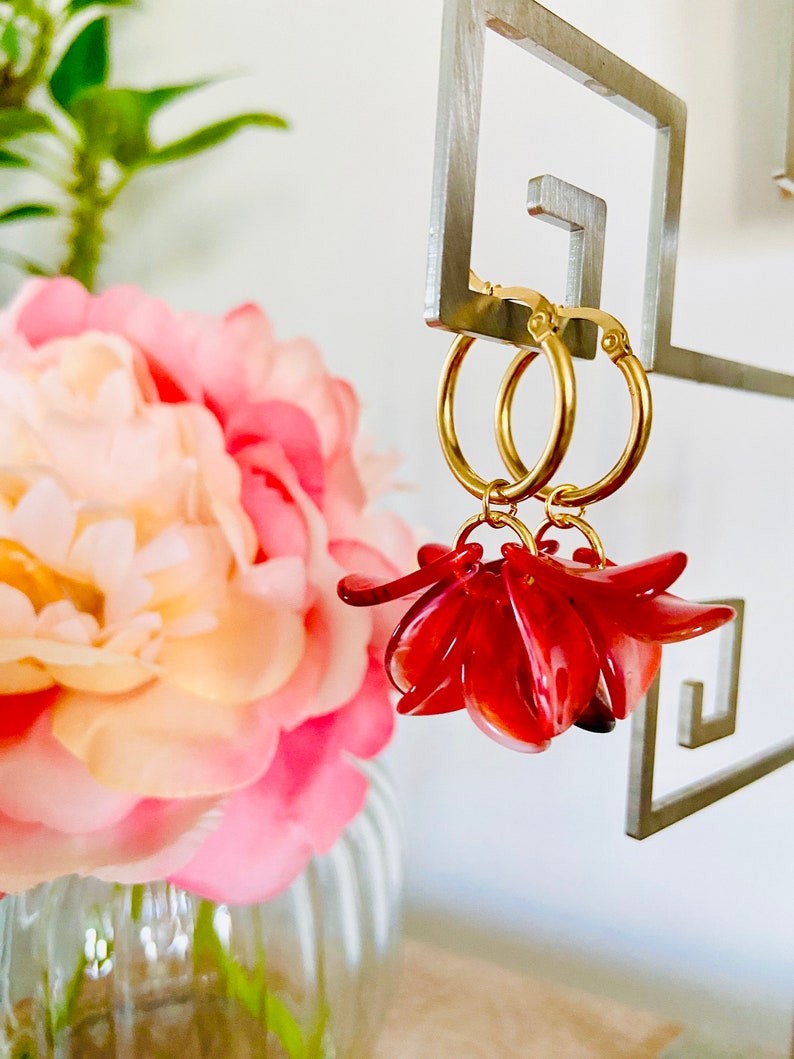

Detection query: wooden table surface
(374, 939), (684, 1058)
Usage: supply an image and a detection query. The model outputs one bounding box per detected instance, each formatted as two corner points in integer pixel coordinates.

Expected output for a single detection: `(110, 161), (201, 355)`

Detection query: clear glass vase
(0, 764), (402, 1059)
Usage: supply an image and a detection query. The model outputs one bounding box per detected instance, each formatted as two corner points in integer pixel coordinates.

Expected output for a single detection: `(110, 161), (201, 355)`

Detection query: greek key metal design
(526, 175), (605, 360)
(429, 0), (794, 845)
(426, 0), (794, 397)
(626, 599), (794, 839)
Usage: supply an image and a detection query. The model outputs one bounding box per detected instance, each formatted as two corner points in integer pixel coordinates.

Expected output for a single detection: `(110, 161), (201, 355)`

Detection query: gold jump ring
(534, 514), (606, 568)
(496, 306), (652, 508)
(481, 479), (517, 525)
(455, 511), (538, 554)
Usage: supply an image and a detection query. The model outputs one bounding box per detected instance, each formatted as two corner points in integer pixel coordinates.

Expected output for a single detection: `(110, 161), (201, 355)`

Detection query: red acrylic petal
(461, 570), (552, 752)
(503, 561), (599, 734)
(571, 594), (662, 719)
(417, 542), (454, 567)
(538, 538), (560, 556)
(607, 593), (736, 645)
(385, 563), (484, 715)
(503, 544), (687, 601)
(396, 645), (466, 716)
(338, 541), (482, 606)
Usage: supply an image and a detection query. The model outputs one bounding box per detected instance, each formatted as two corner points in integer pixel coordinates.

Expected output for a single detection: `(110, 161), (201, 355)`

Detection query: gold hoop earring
(495, 306), (652, 508)
(437, 290), (576, 505)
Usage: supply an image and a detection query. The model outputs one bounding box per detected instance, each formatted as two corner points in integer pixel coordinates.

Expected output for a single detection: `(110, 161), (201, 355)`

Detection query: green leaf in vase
(141, 111), (288, 168)
(193, 900), (309, 1059)
(49, 16), (108, 113)
(0, 202), (57, 222)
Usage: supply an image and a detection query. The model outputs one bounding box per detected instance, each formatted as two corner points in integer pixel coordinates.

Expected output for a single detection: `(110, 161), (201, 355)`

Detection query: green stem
(0, 8), (55, 108)
(60, 144), (107, 290)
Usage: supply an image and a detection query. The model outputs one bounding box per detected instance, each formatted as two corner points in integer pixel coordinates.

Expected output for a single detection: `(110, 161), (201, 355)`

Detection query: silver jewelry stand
(426, 3), (794, 1051)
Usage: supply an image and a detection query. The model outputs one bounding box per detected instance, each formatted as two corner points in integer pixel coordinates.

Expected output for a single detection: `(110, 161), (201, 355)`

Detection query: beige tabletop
(374, 939), (684, 1059)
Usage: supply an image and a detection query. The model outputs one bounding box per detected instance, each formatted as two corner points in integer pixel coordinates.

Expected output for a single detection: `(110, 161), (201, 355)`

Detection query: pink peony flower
(0, 277), (413, 903)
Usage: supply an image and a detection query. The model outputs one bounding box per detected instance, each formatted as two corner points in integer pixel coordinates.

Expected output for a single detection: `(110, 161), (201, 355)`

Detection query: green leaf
(192, 900), (308, 1059)
(0, 147), (30, 167)
(130, 883), (144, 922)
(67, 82), (210, 166)
(1, 21), (21, 64)
(11, 1), (39, 16)
(141, 112), (288, 168)
(0, 203), (58, 223)
(0, 248), (53, 276)
(66, 0), (135, 12)
(49, 16), (108, 113)
(0, 107), (55, 139)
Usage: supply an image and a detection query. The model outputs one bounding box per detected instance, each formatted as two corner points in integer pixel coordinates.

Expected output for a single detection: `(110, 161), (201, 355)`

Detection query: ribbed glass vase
(0, 765), (402, 1059)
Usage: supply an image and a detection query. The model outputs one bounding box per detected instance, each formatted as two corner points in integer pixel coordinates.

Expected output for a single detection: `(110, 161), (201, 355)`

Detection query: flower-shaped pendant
(338, 542), (735, 752)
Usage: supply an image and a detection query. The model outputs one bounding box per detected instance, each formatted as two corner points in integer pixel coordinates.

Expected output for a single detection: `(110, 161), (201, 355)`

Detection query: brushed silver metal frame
(526, 174), (605, 359)
(626, 598), (794, 839)
(774, 0), (794, 192)
(426, 0), (794, 398)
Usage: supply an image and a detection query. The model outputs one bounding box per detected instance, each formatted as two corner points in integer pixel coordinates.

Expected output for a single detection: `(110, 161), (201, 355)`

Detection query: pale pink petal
(0, 661), (54, 693)
(12, 276), (90, 346)
(170, 657), (392, 904)
(0, 639), (156, 693)
(0, 713), (137, 833)
(159, 588), (305, 705)
(52, 680), (281, 798)
(237, 556), (307, 612)
(68, 518), (136, 593)
(37, 601), (98, 644)
(0, 584), (37, 636)
(11, 476), (76, 566)
(0, 796), (223, 894)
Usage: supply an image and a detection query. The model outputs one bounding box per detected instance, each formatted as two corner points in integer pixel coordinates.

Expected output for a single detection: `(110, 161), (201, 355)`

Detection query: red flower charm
(338, 542), (735, 752)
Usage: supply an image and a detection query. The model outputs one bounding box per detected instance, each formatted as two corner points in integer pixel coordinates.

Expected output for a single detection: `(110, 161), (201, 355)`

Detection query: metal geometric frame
(774, 0), (794, 193)
(427, 0), (794, 842)
(426, 0), (794, 397)
(626, 600), (794, 839)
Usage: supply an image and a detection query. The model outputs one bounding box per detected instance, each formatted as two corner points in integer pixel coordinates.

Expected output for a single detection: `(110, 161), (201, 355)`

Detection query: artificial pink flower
(0, 278), (413, 901)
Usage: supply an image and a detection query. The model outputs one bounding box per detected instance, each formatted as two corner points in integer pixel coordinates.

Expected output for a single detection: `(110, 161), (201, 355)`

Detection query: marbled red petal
(461, 570), (552, 752)
(386, 565), (481, 714)
(570, 594), (662, 719)
(502, 561), (599, 734)
(338, 541), (481, 606)
(606, 593), (736, 644)
(502, 543), (687, 601)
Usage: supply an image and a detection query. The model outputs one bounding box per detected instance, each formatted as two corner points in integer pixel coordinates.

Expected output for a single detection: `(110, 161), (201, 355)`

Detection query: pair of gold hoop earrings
(337, 275), (734, 755)
(438, 276), (652, 559)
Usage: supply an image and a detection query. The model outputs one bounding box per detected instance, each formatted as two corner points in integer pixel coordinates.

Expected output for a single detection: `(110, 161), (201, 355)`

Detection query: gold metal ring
(481, 479), (517, 524)
(455, 511), (538, 553)
(437, 293), (576, 504)
(544, 483), (586, 526)
(534, 514), (606, 568)
(495, 306), (652, 508)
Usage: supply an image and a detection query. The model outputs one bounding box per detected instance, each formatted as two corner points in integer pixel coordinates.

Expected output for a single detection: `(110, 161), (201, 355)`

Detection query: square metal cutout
(425, 0), (794, 398)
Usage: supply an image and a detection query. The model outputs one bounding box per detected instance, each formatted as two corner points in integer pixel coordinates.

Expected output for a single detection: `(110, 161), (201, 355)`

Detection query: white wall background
(20, 0), (794, 1050)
